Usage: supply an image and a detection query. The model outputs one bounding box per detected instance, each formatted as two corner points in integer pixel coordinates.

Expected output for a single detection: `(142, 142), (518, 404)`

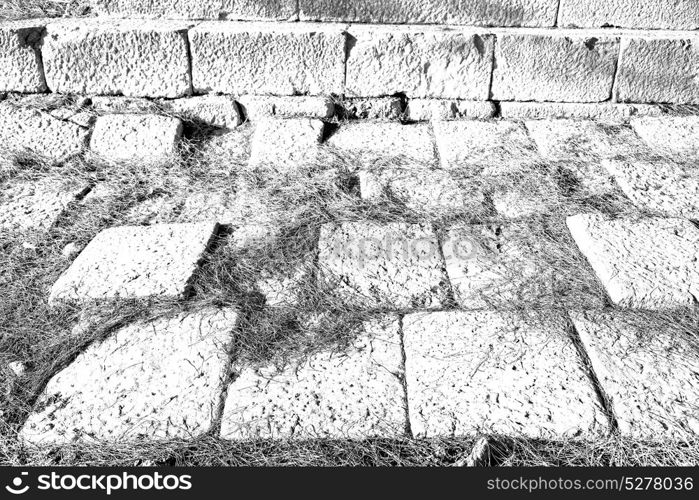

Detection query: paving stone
(90, 114), (183, 163)
(500, 102), (666, 122)
(49, 223), (219, 305)
(434, 120), (538, 174)
(616, 36), (699, 104)
(346, 25), (494, 99)
(570, 310), (699, 440)
(405, 99), (497, 121)
(566, 214), (699, 309)
(339, 98), (404, 120)
(238, 95), (334, 120)
(42, 20), (192, 98)
(602, 158), (699, 219)
(248, 118), (325, 171)
(0, 20), (47, 93)
(196, 126), (254, 170)
(559, 0), (699, 30)
(631, 116), (699, 156)
(403, 311), (608, 438)
(220, 317), (406, 439)
(0, 102), (90, 160)
(318, 222), (448, 309)
(299, 0), (558, 26)
(191, 22), (345, 95)
(491, 33), (619, 102)
(491, 174), (561, 219)
(168, 95), (242, 129)
(21, 308), (237, 443)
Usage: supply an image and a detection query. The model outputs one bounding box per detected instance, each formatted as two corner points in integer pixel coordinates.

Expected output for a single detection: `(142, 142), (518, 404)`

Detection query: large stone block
(168, 95), (242, 129)
(221, 0), (298, 20)
(616, 36), (699, 104)
(42, 20), (191, 98)
(248, 118), (325, 171)
(299, 0), (559, 27)
(559, 0), (699, 30)
(90, 114), (183, 162)
(0, 20), (47, 93)
(93, 0), (298, 20)
(191, 22), (346, 96)
(491, 32), (619, 102)
(500, 101), (665, 122)
(346, 26), (494, 99)
(631, 116), (699, 156)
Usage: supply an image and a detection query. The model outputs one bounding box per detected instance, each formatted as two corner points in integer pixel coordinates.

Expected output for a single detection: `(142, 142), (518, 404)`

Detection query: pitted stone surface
(49, 223), (218, 305)
(346, 26), (494, 99)
(20, 308), (238, 443)
(571, 310), (699, 440)
(616, 36), (699, 105)
(238, 95), (334, 120)
(403, 311), (607, 438)
(318, 222), (448, 309)
(340, 98), (404, 120)
(0, 20), (47, 93)
(168, 95), (242, 129)
(631, 116), (699, 156)
(220, 317), (406, 439)
(90, 114), (183, 162)
(491, 33), (619, 102)
(567, 214), (699, 309)
(406, 99), (497, 121)
(42, 20), (191, 98)
(221, 0), (298, 21)
(0, 102), (89, 160)
(191, 22), (345, 95)
(559, 0), (699, 30)
(500, 102), (665, 122)
(93, 0), (221, 18)
(249, 118), (325, 170)
(602, 158), (699, 219)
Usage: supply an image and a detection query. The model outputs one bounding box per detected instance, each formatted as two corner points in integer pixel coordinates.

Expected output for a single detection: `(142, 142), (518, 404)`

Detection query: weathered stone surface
(220, 317), (406, 439)
(616, 36), (699, 105)
(248, 118), (325, 170)
(403, 311), (607, 438)
(42, 20), (191, 98)
(346, 26), (494, 99)
(602, 158), (699, 219)
(0, 102), (89, 160)
(559, 0), (699, 30)
(93, 0), (220, 18)
(168, 95), (242, 129)
(339, 98), (404, 120)
(300, 0), (558, 26)
(49, 223), (218, 305)
(191, 22), (345, 95)
(405, 99), (496, 121)
(318, 222), (448, 309)
(567, 214), (699, 309)
(90, 114), (183, 162)
(238, 95), (334, 120)
(434, 120), (538, 174)
(491, 33), (619, 102)
(21, 308), (237, 443)
(571, 310), (699, 440)
(0, 20), (47, 93)
(221, 0), (298, 20)
(631, 116), (699, 156)
(500, 102), (666, 122)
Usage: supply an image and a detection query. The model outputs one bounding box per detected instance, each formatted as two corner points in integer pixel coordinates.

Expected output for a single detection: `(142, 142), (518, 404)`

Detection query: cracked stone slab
(405, 99), (497, 121)
(631, 116), (699, 156)
(602, 158), (699, 219)
(559, 0), (699, 30)
(318, 222), (448, 309)
(567, 214), (699, 310)
(248, 118), (325, 171)
(238, 95), (334, 120)
(346, 25), (494, 99)
(49, 223), (219, 305)
(20, 308), (238, 444)
(90, 114), (183, 163)
(191, 22), (345, 95)
(220, 317), (405, 439)
(167, 95), (242, 129)
(42, 20), (192, 98)
(571, 310), (699, 440)
(0, 20), (47, 93)
(403, 311), (608, 438)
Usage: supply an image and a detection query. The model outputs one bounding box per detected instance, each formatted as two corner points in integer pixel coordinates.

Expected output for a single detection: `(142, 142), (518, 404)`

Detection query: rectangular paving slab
(248, 118), (325, 172)
(220, 317), (407, 439)
(570, 310), (699, 440)
(20, 308), (238, 444)
(631, 116), (699, 156)
(49, 223), (219, 306)
(0, 20), (47, 93)
(402, 311), (608, 438)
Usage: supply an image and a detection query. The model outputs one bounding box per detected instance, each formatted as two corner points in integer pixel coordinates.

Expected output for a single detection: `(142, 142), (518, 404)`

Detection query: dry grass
(0, 0), (92, 20)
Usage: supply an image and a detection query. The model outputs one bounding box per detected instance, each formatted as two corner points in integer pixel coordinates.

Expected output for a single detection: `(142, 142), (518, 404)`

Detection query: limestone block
(248, 118), (325, 171)
(405, 99), (497, 121)
(630, 116), (699, 156)
(559, 0), (699, 30)
(168, 95), (242, 129)
(0, 20), (47, 92)
(339, 98), (404, 120)
(90, 114), (183, 162)
(499, 102), (666, 122)
(238, 95), (334, 120)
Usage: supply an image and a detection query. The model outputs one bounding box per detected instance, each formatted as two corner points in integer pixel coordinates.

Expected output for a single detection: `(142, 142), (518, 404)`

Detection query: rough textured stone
(500, 102), (666, 122)
(405, 99), (497, 121)
(318, 222), (448, 309)
(491, 33), (619, 102)
(238, 95), (334, 120)
(571, 310), (699, 440)
(90, 114), (183, 162)
(567, 214), (699, 309)
(220, 317), (406, 439)
(21, 308), (237, 443)
(602, 158), (699, 219)
(191, 22), (345, 95)
(631, 116), (699, 156)
(168, 95), (242, 129)
(0, 102), (90, 160)
(42, 20), (192, 98)
(340, 98), (404, 120)
(0, 20), (47, 93)
(221, 0), (298, 20)
(403, 311), (607, 438)
(93, 0), (220, 18)
(299, 0), (558, 26)
(346, 26), (494, 99)
(248, 118), (325, 170)
(559, 0), (699, 30)
(49, 223), (218, 305)
(616, 36), (699, 105)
